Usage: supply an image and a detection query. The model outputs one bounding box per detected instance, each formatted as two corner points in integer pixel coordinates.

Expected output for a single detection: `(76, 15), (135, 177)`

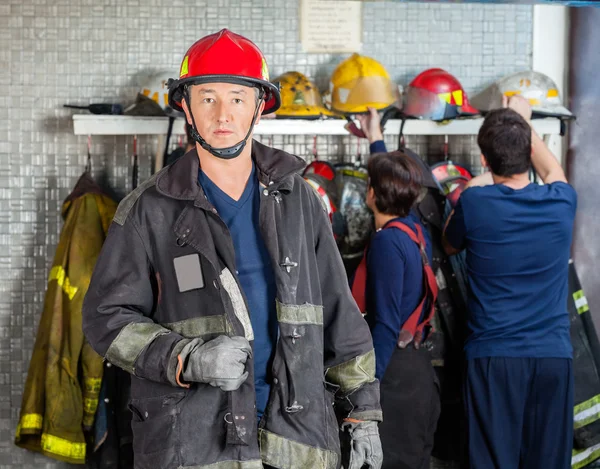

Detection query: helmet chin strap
(185, 88), (265, 160)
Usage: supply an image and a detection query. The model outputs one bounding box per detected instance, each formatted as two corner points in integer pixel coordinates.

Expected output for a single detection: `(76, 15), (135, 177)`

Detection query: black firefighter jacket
(82, 141), (382, 469)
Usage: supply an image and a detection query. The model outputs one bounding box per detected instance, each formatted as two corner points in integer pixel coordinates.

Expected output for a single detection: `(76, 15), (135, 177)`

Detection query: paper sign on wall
(300, 0), (362, 53)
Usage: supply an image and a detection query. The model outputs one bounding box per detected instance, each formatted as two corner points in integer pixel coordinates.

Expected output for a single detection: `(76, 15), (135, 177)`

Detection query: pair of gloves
(171, 335), (383, 469)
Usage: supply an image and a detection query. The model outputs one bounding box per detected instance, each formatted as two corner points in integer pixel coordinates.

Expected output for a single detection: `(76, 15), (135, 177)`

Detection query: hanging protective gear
(431, 161), (473, 183)
(567, 260), (600, 456)
(304, 159), (337, 181)
(431, 162), (473, 208)
(335, 164), (374, 265)
(176, 335), (252, 392)
(273, 71), (336, 119)
(470, 70), (573, 119)
(329, 54), (399, 114)
(402, 68), (479, 120)
(303, 160), (344, 239)
(167, 29), (281, 159)
(341, 420), (383, 469)
(15, 173), (117, 464)
(303, 161), (339, 221)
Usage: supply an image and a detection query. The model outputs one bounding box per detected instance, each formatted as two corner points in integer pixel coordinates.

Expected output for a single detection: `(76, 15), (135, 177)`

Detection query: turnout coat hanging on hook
(15, 173), (117, 464)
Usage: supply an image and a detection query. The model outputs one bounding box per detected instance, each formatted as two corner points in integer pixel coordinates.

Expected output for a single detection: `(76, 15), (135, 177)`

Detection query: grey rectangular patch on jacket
(174, 254), (204, 292)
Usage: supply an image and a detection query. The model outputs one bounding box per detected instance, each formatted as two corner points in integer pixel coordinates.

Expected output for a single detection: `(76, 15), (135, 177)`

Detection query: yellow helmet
(329, 54), (398, 114)
(273, 71), (337, 119)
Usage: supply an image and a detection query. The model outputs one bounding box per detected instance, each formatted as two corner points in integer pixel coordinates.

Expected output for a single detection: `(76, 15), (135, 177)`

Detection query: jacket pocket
(129, 391), (185, 466)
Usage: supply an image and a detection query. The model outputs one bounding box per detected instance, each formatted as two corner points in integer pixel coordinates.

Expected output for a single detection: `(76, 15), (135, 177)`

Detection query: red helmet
(168, 29), (281, 115)
(303, 160), (337, 182)
(431, 161), (473, 183)
(403, 68), (479, 120)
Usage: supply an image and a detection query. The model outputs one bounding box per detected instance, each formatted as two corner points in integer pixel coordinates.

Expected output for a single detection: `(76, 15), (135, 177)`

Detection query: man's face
(182, 82), (264, 149)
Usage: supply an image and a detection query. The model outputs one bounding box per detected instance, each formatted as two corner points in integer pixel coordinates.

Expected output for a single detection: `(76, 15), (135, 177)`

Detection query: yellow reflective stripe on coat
(19, 413), (43, 430)
(41, 433), (86, 462)
(573, 290), (590, 314)
(84, 377), (102, 393)
(574, 394), (600, 429)
(83, 396), (98, 415)
(572, 442), (600, 469)
(16, 413), (43, 439)
(48, 266), (78, 300)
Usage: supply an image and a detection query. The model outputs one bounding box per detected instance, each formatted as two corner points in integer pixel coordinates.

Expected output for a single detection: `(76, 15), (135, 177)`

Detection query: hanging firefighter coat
(15, 173), (117, 464)
(570, 260), (600, 469)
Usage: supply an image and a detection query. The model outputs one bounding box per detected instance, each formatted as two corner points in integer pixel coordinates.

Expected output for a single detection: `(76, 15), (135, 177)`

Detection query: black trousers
(379, 346), (441, 469)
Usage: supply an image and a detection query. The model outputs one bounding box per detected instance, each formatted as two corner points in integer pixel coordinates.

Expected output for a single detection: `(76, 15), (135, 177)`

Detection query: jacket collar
(62, 172), (109, 219)
(156, 139), (306, 203)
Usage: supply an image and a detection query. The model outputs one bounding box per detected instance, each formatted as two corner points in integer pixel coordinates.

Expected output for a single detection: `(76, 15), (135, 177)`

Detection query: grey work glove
(342, 420), (383, 469)
(180, 335), (252, 392)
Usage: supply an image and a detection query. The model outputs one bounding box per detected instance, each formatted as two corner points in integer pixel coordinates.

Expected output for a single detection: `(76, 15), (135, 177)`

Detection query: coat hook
(132, 135), (139, 190)
(85, 135), (92, 173)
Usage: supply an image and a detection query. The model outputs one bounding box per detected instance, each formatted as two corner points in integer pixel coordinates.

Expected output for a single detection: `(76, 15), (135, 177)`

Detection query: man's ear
(254, 99), (266, 126)
(480, 153), (488, 170)
(181, 97), (193, 126)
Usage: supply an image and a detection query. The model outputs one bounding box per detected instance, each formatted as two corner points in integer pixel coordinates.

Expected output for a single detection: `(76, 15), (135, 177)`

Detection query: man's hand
(178, 335), (252, 391)
(341, 420), (383, 469)
(356, 107), (384, 144)
(503, 94), (532, 122)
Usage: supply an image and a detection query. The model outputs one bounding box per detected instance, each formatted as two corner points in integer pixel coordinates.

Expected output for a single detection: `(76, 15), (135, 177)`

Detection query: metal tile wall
(0, 0), (532, 466)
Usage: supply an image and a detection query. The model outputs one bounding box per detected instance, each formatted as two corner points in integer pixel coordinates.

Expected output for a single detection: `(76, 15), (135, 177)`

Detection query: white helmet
(471, 70), (573, 119)
(139, 70), (177, 111)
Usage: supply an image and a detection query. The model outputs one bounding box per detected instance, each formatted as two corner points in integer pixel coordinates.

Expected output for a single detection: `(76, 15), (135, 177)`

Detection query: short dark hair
(477, 108), (532, 177)
(367, 151), (423, 217)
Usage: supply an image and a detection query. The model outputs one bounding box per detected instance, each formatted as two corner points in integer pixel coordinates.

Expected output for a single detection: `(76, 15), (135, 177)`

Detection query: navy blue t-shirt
(198, 165), (278, 419)
(365, 215), (433, 380)
(445, 182), (577, 360)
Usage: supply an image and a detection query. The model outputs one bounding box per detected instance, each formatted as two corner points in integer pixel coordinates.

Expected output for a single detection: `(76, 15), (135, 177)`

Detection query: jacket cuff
(348, 410), (383, 422)
(105, 322), (171, 374)
(167, 338), (192, 387)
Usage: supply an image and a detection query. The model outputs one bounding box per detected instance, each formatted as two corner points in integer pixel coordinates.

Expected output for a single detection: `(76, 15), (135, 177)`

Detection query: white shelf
(72, 114), (562, 137)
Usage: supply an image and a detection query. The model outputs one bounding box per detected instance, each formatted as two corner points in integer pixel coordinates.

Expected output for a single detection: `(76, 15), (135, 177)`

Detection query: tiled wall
(0, 0), (532, 466)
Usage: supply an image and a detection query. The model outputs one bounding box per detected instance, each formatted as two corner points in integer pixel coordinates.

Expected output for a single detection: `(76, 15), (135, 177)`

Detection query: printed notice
(300, 0), (362, 53)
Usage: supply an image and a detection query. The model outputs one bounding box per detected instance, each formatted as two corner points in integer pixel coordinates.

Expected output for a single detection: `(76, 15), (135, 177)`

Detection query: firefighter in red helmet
(83, 29), (382, 469)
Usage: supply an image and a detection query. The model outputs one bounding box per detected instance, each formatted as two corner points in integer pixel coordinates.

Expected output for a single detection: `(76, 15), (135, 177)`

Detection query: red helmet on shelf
(403, 68), (479, 120)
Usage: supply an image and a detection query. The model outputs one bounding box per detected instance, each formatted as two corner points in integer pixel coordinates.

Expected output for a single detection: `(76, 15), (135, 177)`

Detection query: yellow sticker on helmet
(261, 58), (269, 81)
(180, 56), (189, 78)
(452, 90), (463, 106)
(438, 92), (451, 104)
